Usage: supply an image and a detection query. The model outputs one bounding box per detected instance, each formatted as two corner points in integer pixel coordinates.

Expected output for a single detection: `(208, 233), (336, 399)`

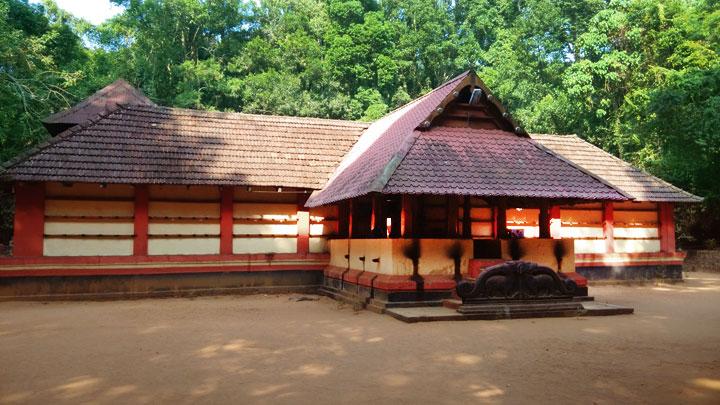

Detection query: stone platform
(385, 299), (633, 323)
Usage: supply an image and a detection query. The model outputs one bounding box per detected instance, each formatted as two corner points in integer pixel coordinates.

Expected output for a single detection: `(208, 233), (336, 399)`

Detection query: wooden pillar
(447, 196), (459, 237)
(220, 186), (234, 255)
(400, 195), (414, 237)
(494, 200), (508, 239)
(659, 202), (676, 253)
(603, 202), (614, 254)
(12, 182), (45, 257)
(372, 194), (385, 237)
(348, 199), (354, 238)
(539, 202), (551, 239)
(462, 196), (471, 238)
(338, 200), (349, 238)
(133, 184), (149, 256)
(296, 193), (310, 255)
(550, 205), (561, 239)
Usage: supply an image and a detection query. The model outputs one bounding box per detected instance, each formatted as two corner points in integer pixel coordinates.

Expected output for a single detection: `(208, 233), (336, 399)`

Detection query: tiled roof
(382, 128), (626, 200)
(43, 79), (155, 126)
(305, 71), (472, 207)
(4, 104), (369, 189)
(531, 134), (702, 202)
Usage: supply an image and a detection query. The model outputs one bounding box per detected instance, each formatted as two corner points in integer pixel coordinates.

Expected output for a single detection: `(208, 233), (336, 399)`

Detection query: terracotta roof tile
(531, 134), (702, 202)
(383, 128), (626, 200)
(306, 71), (471, 206)
(4, 105), (369, 189)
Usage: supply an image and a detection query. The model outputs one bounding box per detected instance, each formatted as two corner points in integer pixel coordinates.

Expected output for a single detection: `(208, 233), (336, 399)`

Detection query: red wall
(13, 182), (45, 257)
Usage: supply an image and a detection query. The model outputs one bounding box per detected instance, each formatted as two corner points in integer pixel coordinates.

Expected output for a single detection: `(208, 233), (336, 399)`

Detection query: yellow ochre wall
(328, 239), (474, 276)
(328, 238), (574, 276)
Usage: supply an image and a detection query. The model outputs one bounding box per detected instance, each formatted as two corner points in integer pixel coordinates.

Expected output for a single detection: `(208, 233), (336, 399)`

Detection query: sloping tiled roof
(382, 128), (626, 200)
(306, 71), (629, 206)
(531, 134), (702, 202)
(4, 104), (369, 189)
(305, 72), (472, 207)
(43, 79), (155, 126)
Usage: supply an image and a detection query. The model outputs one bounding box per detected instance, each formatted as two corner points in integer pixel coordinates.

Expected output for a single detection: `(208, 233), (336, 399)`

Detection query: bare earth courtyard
(1, 274), (719, 404)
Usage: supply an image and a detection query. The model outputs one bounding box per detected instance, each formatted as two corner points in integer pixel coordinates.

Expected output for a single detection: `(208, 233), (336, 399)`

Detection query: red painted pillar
(220, 186), (234, 255)
(133, 185), (149, 256)
(659, 202), (676, 253)
(400, 195), (413, 238)
(297, 193), (310, 256)
(13, 182), (45, 257)
(603, 202), (614, 254)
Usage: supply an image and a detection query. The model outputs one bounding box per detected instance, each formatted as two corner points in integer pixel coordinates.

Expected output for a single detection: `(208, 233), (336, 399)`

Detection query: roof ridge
(124, 104), (371, 127)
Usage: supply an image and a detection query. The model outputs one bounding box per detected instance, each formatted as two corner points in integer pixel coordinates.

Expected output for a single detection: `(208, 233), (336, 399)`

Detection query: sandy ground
(1, 274), (719, 405)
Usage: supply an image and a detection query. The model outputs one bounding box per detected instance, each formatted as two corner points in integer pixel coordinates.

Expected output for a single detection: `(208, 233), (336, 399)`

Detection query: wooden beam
(603, 202), (614, 254)
(133, 185), (149, 256)
(13, 182), (45, 257)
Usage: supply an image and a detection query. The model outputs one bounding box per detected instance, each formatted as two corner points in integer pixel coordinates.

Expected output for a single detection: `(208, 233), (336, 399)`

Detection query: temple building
(0, 71), (700, 302)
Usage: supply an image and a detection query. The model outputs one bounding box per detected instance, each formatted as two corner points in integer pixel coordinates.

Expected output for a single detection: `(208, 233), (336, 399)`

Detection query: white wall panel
(149, 223), (220, 235)
(614, 239), (661, 253)
(614, 227), (659, 238)
(44, 238), (133, 256)
(232, 237), (296, 254)
(560, 226), (604, 239)
(233, 223), (297, 236)
(149, 237), (220, 255)
(573, 239), (606, 254)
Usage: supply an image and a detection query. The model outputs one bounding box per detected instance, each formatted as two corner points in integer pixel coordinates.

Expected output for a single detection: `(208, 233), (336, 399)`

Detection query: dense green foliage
(2, 0), (719, 244)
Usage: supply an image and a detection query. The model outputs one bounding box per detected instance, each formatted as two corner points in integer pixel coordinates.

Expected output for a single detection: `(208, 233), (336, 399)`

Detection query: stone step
(318, 287), (369, 310)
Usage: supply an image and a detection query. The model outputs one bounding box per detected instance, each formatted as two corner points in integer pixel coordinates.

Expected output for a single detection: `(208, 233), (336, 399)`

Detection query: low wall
(683, 250), (720, 273)
(0, 253), (328, 300)
(0, 270), (322, 300)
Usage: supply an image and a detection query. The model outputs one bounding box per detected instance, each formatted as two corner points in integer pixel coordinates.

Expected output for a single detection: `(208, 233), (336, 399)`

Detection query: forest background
(2, 0), (719, 246)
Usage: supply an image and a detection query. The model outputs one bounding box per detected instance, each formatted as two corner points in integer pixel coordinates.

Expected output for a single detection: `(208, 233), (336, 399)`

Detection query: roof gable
(306, 71), (529, 207)
(43, 79), (155, 135)
(306, 71), (627, 207)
